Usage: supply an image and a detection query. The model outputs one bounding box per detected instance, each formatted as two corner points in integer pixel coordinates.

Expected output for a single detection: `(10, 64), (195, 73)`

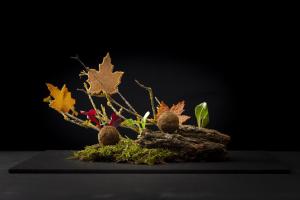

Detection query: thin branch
(80, 84), (146, 122)
(63, 112), (99, 131)
(77, 88), (88, 94)
(79, 70), (88, 78)
(64, 112), (85, 123)
(104, 93), (126, 120)
(135, 80), (156, 119)
(77, 88), (105, 98)
(83, 83), (103, 122)
(109, 96), (142, 118)
(70, 54), (89, 71)
(117, 91), (138, 114)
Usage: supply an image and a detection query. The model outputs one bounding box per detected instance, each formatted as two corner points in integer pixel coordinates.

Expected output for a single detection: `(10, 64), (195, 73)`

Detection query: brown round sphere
(157, 111), (179, 133)
(98, 126), (120, 146)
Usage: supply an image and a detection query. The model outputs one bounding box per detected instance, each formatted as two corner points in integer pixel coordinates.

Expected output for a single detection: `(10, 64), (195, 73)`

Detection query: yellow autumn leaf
(45, 83), (76, 114)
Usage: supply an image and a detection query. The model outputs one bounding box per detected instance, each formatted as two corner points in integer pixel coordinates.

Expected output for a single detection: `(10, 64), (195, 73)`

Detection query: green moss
(71, 138), (177, 165)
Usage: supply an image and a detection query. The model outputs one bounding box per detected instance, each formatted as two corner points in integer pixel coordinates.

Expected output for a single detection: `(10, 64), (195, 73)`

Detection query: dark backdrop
(1, 11), (298, 151)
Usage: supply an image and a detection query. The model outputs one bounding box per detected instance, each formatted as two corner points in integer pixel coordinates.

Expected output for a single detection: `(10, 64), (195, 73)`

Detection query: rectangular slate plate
(9, 151), (290, 174)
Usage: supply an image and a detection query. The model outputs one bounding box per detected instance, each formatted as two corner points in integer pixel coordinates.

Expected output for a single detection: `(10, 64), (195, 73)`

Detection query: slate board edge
(8, 150), (291, 174)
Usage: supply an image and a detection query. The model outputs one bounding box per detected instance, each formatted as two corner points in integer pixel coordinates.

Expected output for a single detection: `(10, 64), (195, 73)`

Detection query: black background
(1, 8), (298, 151)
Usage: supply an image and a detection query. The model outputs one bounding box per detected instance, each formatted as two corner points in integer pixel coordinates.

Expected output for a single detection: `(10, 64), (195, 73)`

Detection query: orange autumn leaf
(170, 100), (185, 115)
(156, 101), (169, 118)
(87, 52), (124, 95)
(156, 100), (190, 124)
(45, 83), (76, 114)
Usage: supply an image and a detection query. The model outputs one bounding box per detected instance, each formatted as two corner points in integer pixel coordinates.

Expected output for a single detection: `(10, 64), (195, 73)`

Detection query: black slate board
(8, 151), (290, 174)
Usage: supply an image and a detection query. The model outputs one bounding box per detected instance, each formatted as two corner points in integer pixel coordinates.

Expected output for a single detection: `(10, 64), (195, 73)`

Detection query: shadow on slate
(8, 151), (290, 174)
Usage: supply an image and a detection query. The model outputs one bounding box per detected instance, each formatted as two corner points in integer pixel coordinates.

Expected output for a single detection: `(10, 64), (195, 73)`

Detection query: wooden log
(136, 125), (230, 161)
(178, 125), (231, 145)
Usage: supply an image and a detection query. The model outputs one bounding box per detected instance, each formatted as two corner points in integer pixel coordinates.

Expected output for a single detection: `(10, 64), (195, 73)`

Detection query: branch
(77, 88), (88, 94)
(109, 96), (142, 118)
(135, 80), (156, 119)
(77, 88), (105, 98)
(83, 83), (103, 122)
(82, 89), (139, 118)
(104, 93), (126, 120)
(117, 91), (138, 114)
(70, 54), (89, 71)
(62, 112), (99, 131)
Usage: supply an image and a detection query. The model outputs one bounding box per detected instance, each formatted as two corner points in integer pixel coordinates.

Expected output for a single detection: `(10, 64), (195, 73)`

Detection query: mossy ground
(72, 138), (177, 165)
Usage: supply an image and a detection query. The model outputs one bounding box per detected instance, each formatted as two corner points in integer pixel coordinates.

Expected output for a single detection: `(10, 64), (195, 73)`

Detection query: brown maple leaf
(87, 53), (124, 95)
(156, 100), (190, 124)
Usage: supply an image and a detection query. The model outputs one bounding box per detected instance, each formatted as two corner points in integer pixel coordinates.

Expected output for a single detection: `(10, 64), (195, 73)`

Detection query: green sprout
(195, 102), (209, 128)
(121, 111), (150, 134)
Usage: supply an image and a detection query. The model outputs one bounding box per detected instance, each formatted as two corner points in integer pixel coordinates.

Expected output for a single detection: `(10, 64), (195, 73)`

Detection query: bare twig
(83, 83), (103, 122)
(79, 70), (88, 78)
(70, 54), (89, 71)
(77, 88), (105, 98)
(63, 112), (99, 131)
(64, 112), (85, 123)
(77, 88), (88, 94)
(109, 96), (142, 118)
(135, 80), (156, 119)
(104, 93), (126, 120)
(80, 84), (145, 122)
(117, 91), (138, 114)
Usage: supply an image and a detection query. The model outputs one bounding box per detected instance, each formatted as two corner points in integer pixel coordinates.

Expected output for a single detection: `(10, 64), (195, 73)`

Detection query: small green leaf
(195, 102), (209, 128)
(121, 119), (141, 133)
(122, 119), (136, 127)
(122, 113), (150, 134)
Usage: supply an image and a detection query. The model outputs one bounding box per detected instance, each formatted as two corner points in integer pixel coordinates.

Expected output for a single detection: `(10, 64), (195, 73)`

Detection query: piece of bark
(178, 125), (231, 145)
(136, 125), (230, 161)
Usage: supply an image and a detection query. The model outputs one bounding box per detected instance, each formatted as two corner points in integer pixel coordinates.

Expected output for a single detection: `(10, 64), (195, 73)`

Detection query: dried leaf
(156, 101), (170, 118)
(45, 83), (76, 114)
(156, 100), (190, 124)
(87, 53), (124, 95)
(170, 101), (185, 115)
(178, 115), (191, 125)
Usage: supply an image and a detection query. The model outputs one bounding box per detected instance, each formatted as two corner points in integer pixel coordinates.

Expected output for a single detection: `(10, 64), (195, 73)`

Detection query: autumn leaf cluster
(44, 52), (191, 133)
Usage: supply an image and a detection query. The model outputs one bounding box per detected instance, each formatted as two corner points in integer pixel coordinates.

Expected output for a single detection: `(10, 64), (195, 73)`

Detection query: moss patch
(72, 138), (177, 165)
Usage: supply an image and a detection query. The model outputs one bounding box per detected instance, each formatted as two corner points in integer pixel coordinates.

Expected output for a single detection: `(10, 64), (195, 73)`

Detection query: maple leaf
(87, 53), (124, 95)
(156, 100), (190, 124)
(156, 101), (170, 118)
(45, 83), (76, 114)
